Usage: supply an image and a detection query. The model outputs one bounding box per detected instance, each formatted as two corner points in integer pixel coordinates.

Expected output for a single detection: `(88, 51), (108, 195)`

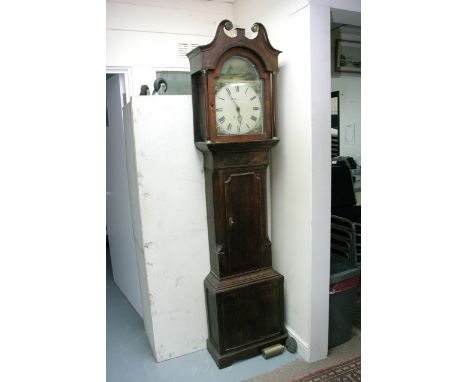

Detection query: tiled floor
(106, 266), (299, 382)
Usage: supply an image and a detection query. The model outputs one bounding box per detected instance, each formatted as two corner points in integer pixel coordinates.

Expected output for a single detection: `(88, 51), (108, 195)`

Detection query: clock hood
(186, 19), (281, 74)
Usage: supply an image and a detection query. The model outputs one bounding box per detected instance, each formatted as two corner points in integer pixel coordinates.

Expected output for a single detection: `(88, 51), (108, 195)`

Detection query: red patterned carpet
(288, 356), (361, 382)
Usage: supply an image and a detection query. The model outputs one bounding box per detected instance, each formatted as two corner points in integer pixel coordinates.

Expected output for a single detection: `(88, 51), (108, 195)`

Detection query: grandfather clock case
(187, 20), (287, 368)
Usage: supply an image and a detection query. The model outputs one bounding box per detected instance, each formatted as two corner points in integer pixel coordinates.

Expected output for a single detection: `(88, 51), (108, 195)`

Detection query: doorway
(329, 13), (361, 347)
(106, 72), (142, 317)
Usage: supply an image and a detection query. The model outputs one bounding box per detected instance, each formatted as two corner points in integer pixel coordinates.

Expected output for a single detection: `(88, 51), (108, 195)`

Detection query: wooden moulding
(187, 20), (281, 74)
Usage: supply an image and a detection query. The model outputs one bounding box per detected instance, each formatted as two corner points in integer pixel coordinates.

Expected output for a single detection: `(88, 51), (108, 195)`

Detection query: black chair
(331, 162), (361, 267)
(331, 163), (360, 222)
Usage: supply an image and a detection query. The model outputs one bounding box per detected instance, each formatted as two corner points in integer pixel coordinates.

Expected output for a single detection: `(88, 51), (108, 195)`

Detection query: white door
(106, 74), (142, 316)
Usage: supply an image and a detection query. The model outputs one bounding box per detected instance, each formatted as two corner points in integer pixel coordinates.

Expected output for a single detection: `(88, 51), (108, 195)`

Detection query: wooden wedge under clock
(187, 20), (286, 368)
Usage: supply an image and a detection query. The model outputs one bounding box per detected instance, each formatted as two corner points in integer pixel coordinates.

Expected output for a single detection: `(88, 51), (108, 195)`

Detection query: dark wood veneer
(188, 20), (286, 368)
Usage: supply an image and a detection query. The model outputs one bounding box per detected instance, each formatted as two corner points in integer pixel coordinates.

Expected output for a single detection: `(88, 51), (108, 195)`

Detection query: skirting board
(285, 325), (310, 361)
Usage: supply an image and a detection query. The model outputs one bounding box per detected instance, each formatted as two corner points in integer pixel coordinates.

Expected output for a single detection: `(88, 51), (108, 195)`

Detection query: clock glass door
(215, 56), (264, 136)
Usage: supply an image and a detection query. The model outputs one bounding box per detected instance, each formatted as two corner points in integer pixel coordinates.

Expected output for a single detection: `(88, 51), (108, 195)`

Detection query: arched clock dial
(215, 83), (262, 135)
(214, 55), (265, 136)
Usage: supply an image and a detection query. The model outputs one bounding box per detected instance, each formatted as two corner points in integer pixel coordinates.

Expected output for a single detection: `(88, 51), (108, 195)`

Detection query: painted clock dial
(215, 56), (264, 135)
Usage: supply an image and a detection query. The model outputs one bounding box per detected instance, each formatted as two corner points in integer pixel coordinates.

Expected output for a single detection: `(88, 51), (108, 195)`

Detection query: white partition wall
(107, 75), (143, 317)
(123, 96), (210, 362)
(234, 0), (359, 363)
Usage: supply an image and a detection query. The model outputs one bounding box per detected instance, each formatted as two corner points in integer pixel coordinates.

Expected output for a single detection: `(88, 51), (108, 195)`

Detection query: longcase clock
(187, 20), (287, 368)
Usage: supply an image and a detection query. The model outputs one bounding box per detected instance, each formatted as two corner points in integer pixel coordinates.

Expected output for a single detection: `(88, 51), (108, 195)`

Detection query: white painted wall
(331, 77), (361, 164)
(308, 3), (332, 363)
(234, 0), (359, 363)
(234, 0), (312, 360)
(123, 96), (210, 362)
(106, 0), (235, 97)
(234, 0), (330, 363)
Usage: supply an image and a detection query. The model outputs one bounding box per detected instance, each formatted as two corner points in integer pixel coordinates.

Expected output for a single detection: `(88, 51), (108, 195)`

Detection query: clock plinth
(205, 269), (287, 368)
(188, 20), (285, 368)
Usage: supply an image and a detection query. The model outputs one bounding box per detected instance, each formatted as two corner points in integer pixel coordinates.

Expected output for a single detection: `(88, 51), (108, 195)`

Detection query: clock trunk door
(224, 171), (264, 275)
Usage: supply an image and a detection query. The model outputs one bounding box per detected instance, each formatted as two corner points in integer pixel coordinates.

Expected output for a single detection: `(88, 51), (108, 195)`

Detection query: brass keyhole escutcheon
(228, 216), (235, 227)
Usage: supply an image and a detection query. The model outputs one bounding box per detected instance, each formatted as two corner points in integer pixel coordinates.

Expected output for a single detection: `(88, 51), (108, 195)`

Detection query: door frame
(331, 90), (340, 157)
(106, 66), (132, 104)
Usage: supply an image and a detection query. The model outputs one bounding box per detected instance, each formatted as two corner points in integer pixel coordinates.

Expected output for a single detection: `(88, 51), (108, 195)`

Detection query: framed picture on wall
(335, 40), (361, 73)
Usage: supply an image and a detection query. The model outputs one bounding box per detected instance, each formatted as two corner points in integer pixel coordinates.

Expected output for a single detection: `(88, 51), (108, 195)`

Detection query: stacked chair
(328, 159), (362, 347)
(330, 161), (361, 267)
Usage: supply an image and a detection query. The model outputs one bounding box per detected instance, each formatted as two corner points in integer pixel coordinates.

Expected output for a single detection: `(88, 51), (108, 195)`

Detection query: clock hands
(236, 114), (243, 132)
(216, 83), (260, 134)
(226, 87), (243, 131)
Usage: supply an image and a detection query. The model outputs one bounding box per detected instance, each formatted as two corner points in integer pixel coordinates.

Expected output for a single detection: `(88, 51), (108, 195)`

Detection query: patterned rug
(288, 356), (361, 382)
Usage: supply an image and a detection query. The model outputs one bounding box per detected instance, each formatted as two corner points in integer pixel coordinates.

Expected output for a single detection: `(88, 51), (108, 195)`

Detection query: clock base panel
(207, 331), (288, 369)
(204, 269), (287, 368)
